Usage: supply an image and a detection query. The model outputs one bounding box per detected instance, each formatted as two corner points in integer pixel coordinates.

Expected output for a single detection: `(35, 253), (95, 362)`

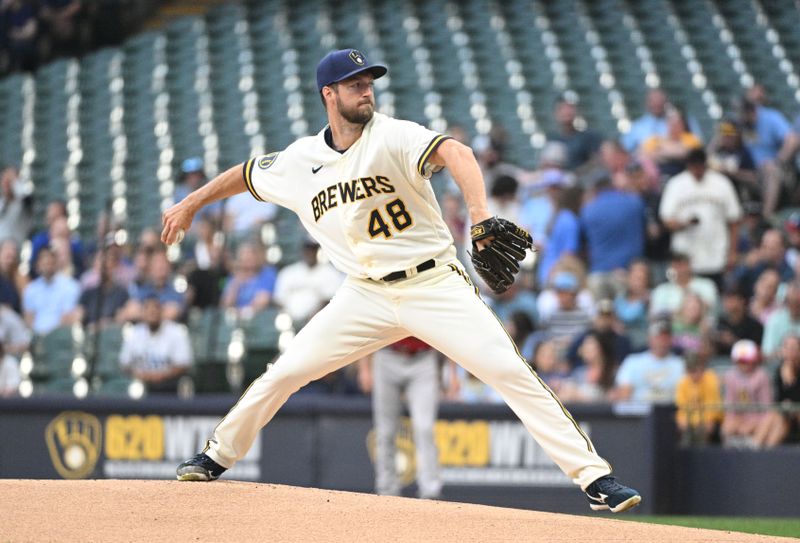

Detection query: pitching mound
(1, 480), (790, 542)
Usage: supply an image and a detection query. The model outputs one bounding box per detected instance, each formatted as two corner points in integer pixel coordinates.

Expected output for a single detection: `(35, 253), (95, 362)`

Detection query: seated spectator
(185, 230), (228, 311)
(79, 242), (135, 290)
(531, 338), (570, 392)
(22, 246), (80, 335)
(547, 95), (602, 172)
(762, 281), (800, 359)
(0, 342), (21, 397)
(707, 119), (759, 202)
(640, 106), (703, 179)
(537, 185), (582, 287)
(750, 268), (782, 325)
(0, 165), (32, 245)
(721, 339), (772, 447)
(48, 216), (85, 278)
(611, 317), (685, 403)
(29, 201), (84, 278)
(123, 249), (185, 322)
(559, 331), (617, 403)
(0, 303), (32, 357)
(487, 174), (521, 223)
(76, 250), (130, 329)
(739, 95), (799, 217)
(753, 334), (800, 447)
(580, 168), (645, 299)
(537, 256), (596, 321)
(621, 88), (670, 153)
(734, 228), (793, 296)
(119, 296), (192, 394)
(538, 271), (592, 353)
(221, 242), (276, 318)
(714, 282), (764, 356)
(674, 350), (723, 445)
(659, 148), (742, 290)
(0, 238), (28, 313)
(650, 252), (719, 318)
(614, 259), (651, 350)
(671, 292), (712, 354)
(273, 238), (343, 326)
(565, 298), (631, 370)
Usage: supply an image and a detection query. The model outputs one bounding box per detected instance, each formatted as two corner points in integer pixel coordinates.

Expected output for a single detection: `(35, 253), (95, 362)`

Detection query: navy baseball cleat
(176, 453), (227, 481)
(585, 475), (641, 513)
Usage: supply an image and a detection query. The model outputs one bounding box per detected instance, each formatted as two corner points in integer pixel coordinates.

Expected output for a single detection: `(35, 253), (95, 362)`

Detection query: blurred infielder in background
(358, 338), (442, 500)
(162, 48), (641, 513)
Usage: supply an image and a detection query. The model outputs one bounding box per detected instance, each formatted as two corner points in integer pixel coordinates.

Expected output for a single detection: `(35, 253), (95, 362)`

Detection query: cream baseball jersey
(241, 112), (456, 280)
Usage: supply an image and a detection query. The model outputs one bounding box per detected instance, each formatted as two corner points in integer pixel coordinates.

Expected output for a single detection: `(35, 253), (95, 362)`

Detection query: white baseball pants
(204, 260), (612, 490)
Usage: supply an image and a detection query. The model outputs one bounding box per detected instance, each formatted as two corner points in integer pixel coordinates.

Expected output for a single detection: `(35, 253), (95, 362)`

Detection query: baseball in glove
(469, 217), (533, 294)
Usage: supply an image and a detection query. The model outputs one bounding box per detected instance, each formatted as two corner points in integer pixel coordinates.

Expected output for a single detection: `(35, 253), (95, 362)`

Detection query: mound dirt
(0, 480), (791, 542)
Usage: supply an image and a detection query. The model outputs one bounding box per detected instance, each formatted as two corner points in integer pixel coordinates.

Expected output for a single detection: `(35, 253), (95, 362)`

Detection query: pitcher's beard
(338, 98), (374, 125)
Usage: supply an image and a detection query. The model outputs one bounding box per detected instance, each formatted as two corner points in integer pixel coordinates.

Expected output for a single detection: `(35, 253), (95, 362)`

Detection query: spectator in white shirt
(119, 296), (192, 394)
(659, 147), (742, 290)
(22, 246), (81, 335)
(273, 239), (343, 326)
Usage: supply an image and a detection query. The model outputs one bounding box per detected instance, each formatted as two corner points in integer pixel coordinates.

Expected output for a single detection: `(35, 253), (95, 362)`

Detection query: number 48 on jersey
(368, 198), (413, 238)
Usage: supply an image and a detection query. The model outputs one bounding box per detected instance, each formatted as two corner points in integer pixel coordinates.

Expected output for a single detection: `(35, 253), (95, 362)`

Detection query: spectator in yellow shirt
(675, 348), (723, 445)
(641, 107), (703, 179)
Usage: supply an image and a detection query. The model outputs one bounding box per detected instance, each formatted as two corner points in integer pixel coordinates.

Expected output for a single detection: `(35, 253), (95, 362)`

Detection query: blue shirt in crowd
(22, 273), (81, 334)
(621, 113), (703, 153)
(615, 350), (685, 403)
(580, 189), (645, 273)
(745, 106), (792, 167)
(131, 282), (185, 307)
(223, 266), (277, 309)
(538, 209), (580, 285)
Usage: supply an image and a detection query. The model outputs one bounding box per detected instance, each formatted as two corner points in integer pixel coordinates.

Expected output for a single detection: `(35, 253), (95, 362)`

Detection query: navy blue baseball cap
(316, 49), (387, 91)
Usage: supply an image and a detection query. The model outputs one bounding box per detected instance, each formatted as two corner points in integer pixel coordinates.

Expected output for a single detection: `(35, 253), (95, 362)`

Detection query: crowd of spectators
(2, 82), (800, 448)
(438, 85), (800, 449)
(0, 0), (155, 76)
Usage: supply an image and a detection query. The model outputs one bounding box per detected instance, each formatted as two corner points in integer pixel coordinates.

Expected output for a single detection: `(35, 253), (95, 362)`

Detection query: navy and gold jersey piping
(242, 158), (264, 201)
(416, 134), (452, 177)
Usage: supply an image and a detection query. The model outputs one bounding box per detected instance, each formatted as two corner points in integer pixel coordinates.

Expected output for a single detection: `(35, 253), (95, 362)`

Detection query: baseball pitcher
(162, 49), (641, 513)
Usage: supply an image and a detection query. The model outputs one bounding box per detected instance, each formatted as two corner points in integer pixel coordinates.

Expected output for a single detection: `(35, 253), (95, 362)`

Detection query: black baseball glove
(469, 217), (533, 294)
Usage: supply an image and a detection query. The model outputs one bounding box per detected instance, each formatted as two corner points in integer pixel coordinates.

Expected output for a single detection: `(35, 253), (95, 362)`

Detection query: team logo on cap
(349, 50), (365, 66)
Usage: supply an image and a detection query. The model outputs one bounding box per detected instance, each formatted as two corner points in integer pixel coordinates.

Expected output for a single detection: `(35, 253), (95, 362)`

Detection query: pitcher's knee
(262, 359), (316, 392)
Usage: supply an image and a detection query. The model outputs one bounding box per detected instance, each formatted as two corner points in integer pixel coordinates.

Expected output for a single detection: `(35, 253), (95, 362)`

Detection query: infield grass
(625, 516), (800, 539)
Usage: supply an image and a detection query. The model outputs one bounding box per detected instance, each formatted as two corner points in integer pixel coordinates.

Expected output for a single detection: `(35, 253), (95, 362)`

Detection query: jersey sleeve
(242, 150), (295, 209)
(385, 119), (452, 180)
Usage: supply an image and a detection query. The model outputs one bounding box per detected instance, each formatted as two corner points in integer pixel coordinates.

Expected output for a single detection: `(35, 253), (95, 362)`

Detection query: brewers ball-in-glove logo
(258, 152), (279, 170)
(349, 50), (365, 66)
(45, 411), (102, 479)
